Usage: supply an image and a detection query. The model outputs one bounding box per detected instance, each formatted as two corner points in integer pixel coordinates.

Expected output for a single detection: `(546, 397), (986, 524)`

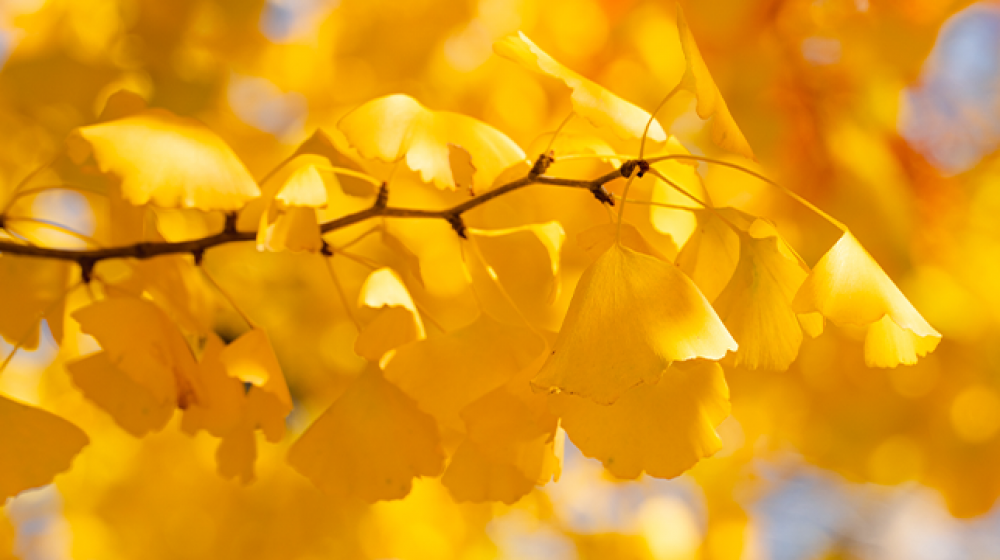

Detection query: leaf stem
(645, 154), (848, 231)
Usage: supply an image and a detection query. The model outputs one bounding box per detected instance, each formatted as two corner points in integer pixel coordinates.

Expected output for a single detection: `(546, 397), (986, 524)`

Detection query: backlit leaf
(69, 109), (260, 210)
(339, 94), (525, 192)
(494, 32), (667, 143)
(533, 243), (736, 404)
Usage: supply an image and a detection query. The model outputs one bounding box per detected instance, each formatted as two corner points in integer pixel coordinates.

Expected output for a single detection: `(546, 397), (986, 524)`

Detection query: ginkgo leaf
(355, 268), (425, 362)
(0, 255), (70, 350)
(550, 360), (730, 479)
(273, 160), (330, 208)
(494, 32), (667, 143)
(130, 255), (214, 335)
(291, 129), (376, 197)
(67, 351), (174, 437)
(181, 334), (246, 438)
(0, 395), (89, 501)
(534, 244), (736, 405)
(287, 367), (445, 502)
(792, 232), (941, 367)
(218, 327), (293, 440)
(676, 209), (744, 302)
(713, 221), (811, 370)
(448, 351), (562, 498)
(577, 223), (670, 263)
(383, 315), (545, 434)
(68, 109), (260, 210)
(73, 296), (201, 408)
(464, 222), (565, 324)
(441, 441), (537, 504)
(676, 8), (754, 159)
(338, 94), (525, 192)
(258, 206), (323, 252)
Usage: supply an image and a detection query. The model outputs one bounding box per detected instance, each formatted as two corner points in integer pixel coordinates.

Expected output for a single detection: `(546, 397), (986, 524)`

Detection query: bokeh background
(2, 0), (1000, 558)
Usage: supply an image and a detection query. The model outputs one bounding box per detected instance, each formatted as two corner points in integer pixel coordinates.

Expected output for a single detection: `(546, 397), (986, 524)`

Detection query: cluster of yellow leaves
(0, 2), (944, 523)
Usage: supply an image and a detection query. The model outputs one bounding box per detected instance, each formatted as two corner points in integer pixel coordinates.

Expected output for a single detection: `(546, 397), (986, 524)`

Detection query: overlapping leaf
(288, 367), (444, 502)
(551, 360), (730, 479)
(534, 243), (736, 404)
(339, 94), (525, 192)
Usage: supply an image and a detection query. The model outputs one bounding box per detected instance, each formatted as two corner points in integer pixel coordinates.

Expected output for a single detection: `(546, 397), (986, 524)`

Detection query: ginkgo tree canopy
(0, 0), (988, 558)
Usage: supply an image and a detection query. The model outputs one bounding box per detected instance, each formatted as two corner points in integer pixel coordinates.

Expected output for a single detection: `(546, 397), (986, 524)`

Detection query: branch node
(374, 182), (389, 209)
(620, 160), (639, 178)
(590, 185), (615, 207)
(529, 151), (554, 177)
(224, 212), (238, 234)
(320, 240), (334, 257)
(446, 214), (468, 239)
(79, 258), (96, 284)
(192, 248), (205, 266)
(135, 242), (155, 259)
(636, 159), (650, 178)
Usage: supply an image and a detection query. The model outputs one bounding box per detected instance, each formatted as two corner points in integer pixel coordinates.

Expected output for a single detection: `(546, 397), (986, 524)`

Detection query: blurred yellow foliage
(0, 0), (997, 558)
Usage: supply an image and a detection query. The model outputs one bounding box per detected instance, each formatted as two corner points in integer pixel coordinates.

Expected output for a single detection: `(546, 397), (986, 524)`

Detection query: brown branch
(0, 162), (631, 272)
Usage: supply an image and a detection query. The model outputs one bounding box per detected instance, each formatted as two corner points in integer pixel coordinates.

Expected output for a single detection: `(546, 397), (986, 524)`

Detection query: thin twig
(0, 165), (626, 271)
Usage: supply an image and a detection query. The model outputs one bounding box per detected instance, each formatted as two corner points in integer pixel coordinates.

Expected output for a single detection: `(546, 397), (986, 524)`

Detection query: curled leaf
(494, 32), (667, 143)
(793, 232), (941, 367)
(676, 8), (754, 159)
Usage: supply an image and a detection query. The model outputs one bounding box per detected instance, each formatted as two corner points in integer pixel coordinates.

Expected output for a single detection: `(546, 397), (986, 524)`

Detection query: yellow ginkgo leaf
(69, 108), (260, 210)
(792, 232), (941, 367)
(218, 327), (293, 440)
(441, 441), (537, 504)
(355, 268), (426, 362)
(494, 32), (667, 143)
(464, 222), (565, 323)
(447, 351), (562, 499)
(577, 223), (670, 263)
(713, 221), (811, 370)
(338, 94), (525, 192)
(287, 367), (445, 502)
(130, 255), (214, 335)
(676, 209), (745, 302)
(676, 8), (754, 159)
(181, 334), (246, 438)
(383, 315), (545, 434)
(73, 296), (201, 408)
(0, 255), (70, 350)
(258, 206), (323, 253)
(67, 351), (174, 437)
(0, 395), (89, 501)
(534, 244), (736, 404)
(551, 360), (729, 479)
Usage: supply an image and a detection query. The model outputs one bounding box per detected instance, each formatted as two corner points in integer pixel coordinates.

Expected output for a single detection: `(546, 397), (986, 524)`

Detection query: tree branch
(0, 161), (632, 272)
